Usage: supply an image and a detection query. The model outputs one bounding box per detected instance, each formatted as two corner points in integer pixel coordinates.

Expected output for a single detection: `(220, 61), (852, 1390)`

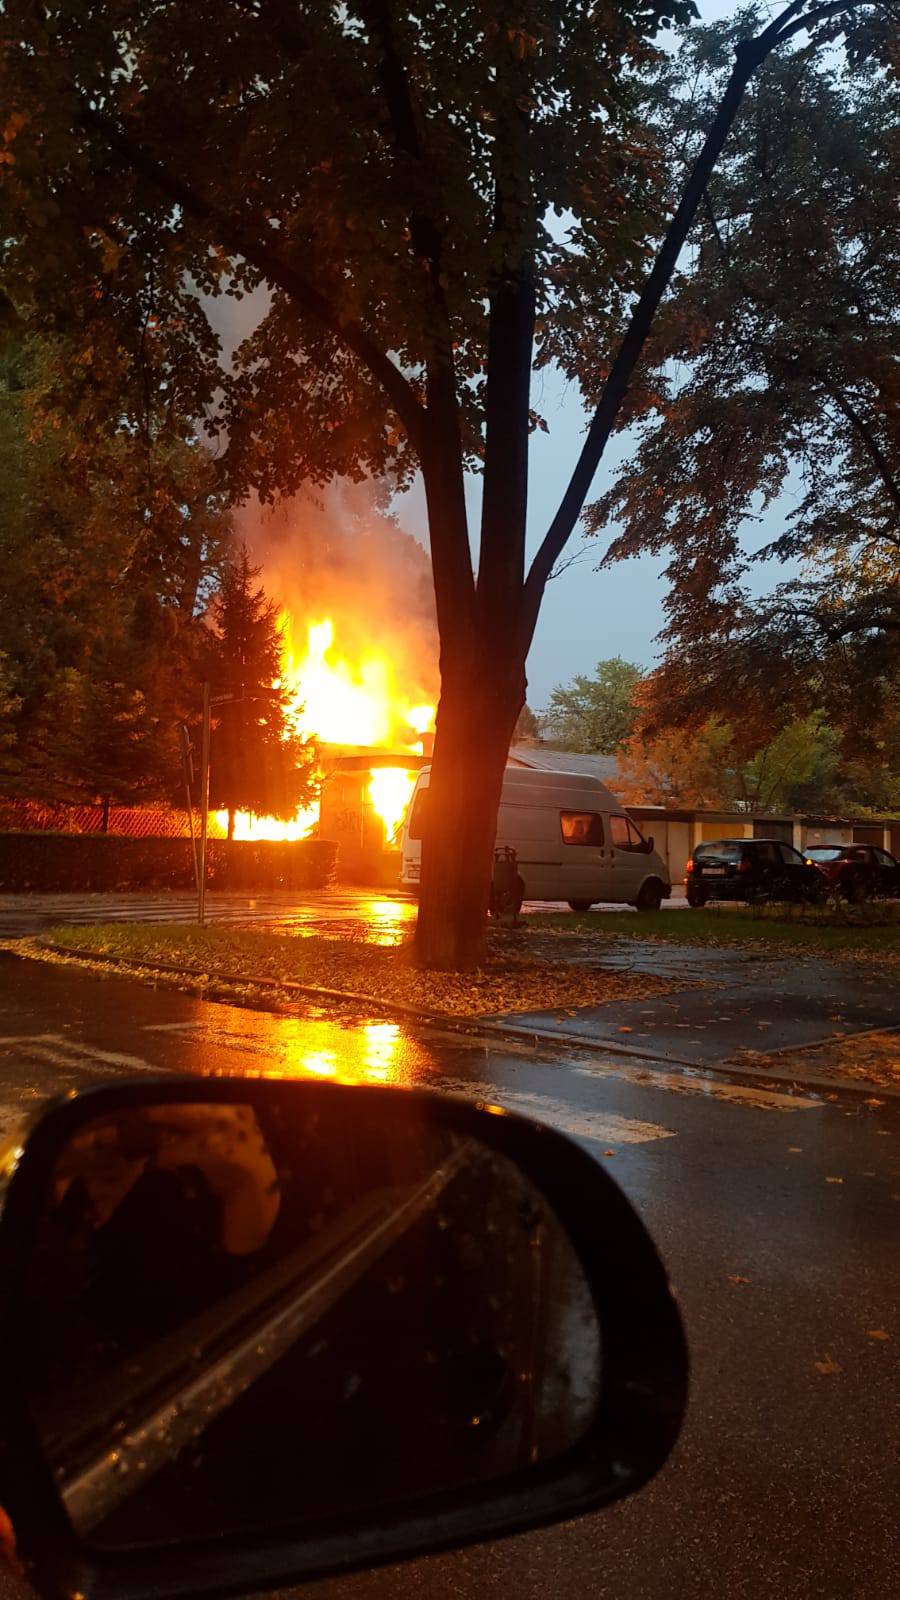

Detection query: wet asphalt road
(0, 885), (689, 940)
(0, 955), (897, 1600)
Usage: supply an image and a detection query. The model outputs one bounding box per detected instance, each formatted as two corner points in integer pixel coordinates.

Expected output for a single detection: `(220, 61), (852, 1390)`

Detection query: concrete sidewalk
(488, 944), (900, 1095)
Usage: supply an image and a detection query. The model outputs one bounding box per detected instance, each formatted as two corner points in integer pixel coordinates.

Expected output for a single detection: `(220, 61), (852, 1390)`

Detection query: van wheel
(567, 899), (594, 912)
(635, 880), (664, 913)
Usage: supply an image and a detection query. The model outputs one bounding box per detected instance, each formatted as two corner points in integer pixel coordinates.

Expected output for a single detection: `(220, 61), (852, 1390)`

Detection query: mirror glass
(19, 1094), (601, 1549)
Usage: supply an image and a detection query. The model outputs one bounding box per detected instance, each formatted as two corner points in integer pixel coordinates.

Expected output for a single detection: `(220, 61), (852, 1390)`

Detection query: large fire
(215, 614), (435, 844)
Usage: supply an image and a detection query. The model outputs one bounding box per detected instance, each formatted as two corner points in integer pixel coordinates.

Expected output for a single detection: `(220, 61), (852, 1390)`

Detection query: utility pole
(199, 681), (211, 925)
(197, 683), (280, 925)
(178, 723), (199, 894)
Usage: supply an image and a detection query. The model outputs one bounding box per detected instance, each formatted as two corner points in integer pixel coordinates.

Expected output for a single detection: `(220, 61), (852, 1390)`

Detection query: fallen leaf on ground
(866, 1329), (889, 1340)
(788, 1146), (803, 1153)
(602, 1149), (616, 1157)
(826, 1176), (843, 1184)
(727, 1274), (751, 1285)
(618, 1026), (633, 1033)
(814, 1354), (841, 1375)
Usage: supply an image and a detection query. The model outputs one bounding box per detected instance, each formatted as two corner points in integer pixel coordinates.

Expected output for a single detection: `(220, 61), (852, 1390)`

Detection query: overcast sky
(393, 0), (788, 713)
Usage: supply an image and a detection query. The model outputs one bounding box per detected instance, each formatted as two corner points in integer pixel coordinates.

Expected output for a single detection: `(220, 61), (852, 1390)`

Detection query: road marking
(572, 1059), (824, 1112)
(0, 1033), (162, 1075)
(433, 1080), (676, 1146)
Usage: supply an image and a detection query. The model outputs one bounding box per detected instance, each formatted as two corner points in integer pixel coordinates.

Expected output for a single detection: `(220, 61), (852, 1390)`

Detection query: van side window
(626, 819), (647, 851)
(610, 816), (632, 850)
(560, 811), (604, 846)
(611, 816), (647, 852)
(408, 789), (430, 841)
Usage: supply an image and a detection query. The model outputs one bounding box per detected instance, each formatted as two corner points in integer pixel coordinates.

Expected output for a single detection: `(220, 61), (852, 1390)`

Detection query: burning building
(215, 485), (438, 878)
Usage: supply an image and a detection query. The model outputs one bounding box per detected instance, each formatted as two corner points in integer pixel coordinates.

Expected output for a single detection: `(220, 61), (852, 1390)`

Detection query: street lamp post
(198, 682), (212, 925)
(178, 723), (200, 893)
(197, 682), (281, 926)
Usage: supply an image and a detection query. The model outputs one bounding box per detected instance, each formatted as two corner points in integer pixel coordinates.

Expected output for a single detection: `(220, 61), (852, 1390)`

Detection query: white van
(400, 765), (672, 911)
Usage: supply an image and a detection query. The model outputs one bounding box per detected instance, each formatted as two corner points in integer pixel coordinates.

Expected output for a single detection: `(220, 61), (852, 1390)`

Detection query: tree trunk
(227, 807), (235, 842)
(415, 651), (525, 970)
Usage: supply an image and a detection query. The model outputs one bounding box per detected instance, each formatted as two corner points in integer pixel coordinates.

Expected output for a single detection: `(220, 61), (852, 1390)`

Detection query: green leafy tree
(2, 0), (893, 965)
(739, 714), (840, 813)
(207, 550), (317, 835)
(592, 8), (900, 743)
(0, 335), (232, 801)
(542, 659), (642, 753)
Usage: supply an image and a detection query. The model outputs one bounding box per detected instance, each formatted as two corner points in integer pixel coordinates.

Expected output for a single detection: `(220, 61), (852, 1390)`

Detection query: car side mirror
(645, 836), (655, 853)
(0, 1079), (686, 1600)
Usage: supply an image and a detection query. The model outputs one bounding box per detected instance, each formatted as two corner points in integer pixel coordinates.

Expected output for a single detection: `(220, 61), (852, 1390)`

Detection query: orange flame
(226, 614), (435, 843)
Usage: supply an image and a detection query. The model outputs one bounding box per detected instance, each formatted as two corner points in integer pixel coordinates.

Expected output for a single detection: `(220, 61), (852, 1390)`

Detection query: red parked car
(805, 844), (900, 902)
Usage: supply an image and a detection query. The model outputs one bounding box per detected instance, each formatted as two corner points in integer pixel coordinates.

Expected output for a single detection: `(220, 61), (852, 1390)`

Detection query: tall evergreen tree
(207, 550), (317, 835)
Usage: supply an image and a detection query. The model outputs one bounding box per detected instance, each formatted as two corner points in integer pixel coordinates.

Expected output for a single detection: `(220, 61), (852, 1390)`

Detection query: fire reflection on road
(289, 1022), (402, 1084)
(223, 1012), (411, 1089)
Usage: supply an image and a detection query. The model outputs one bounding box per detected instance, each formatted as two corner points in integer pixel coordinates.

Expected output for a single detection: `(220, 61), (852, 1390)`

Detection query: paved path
(0, 956), (896, 1600)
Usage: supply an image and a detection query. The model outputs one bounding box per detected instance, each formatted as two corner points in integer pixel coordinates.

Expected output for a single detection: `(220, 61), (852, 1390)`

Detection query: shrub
(0, 834), (337, 892)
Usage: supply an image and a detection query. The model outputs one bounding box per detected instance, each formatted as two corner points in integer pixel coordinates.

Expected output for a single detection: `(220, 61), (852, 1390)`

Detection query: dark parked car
(685, 838), (826, 907)
(805, 844), (900, 902)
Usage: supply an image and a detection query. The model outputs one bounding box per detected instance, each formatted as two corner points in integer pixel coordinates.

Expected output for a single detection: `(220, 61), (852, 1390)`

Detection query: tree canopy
(591, 6), (900, 744)
(542, 658), (642, 753)
(616, 712), (843, 811)
(0, 334), (232, 803)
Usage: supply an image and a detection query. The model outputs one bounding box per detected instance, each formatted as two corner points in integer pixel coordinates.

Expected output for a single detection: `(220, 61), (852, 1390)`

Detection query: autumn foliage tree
(2, 0), (895, 964)
(616, 712), (841, 812)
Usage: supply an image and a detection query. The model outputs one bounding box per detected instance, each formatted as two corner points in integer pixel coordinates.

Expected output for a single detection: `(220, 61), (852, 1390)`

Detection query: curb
(26, 939), (900, 1104)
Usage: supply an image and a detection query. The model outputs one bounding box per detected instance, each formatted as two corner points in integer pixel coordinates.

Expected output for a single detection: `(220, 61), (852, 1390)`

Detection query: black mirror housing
(0, 1078), (687, 1600)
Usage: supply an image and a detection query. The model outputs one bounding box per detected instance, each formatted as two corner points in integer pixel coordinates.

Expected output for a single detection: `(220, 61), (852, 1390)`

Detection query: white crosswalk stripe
(428, 1080), (676, 1146)
(572, 1060), (825, 1113)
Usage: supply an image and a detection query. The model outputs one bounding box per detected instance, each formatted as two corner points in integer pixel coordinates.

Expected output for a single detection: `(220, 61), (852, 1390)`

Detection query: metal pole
(178, 723), (199, 893)
(199, 681), (211, 925)
(185, 775), (199, 893)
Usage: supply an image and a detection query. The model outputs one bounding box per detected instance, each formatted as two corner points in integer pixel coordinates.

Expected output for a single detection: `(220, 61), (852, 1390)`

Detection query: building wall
(662, 820), (691, 886)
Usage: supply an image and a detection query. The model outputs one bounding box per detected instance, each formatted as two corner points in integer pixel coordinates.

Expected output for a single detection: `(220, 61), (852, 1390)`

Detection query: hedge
(0, 834), (337, 893)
